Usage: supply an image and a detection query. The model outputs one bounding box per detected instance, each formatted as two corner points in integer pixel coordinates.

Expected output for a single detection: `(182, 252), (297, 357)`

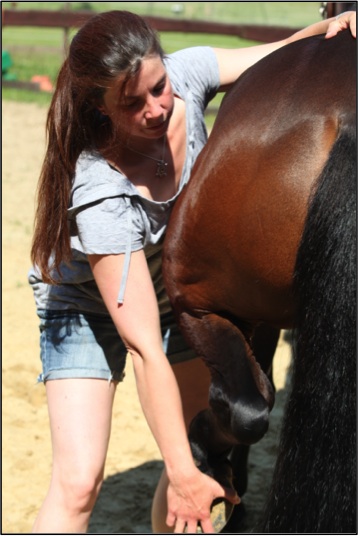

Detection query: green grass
(2, 2), (321, 107)
(2, 28), (253, 107)
(2, 2), (322, 25)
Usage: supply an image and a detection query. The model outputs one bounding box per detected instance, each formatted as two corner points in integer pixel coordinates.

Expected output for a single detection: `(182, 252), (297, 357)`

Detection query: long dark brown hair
(31, 10), (164, 283)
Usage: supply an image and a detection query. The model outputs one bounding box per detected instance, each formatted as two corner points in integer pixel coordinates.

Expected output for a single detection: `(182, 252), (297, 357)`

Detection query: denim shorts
(37, 309), (196, 383)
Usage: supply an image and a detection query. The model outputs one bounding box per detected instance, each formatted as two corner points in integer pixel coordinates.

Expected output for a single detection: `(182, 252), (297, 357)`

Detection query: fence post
(63, 2), (71, 53)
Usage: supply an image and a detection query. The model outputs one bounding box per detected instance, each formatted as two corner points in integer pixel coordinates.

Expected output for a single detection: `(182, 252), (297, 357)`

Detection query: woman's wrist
(163, 440), (198, 481)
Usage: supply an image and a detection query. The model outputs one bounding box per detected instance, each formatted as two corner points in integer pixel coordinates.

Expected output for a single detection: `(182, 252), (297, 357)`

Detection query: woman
(29, 10), (355, 534)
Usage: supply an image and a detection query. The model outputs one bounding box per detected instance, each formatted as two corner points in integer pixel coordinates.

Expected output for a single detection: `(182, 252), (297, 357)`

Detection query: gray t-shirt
(28, 46), (220, 315)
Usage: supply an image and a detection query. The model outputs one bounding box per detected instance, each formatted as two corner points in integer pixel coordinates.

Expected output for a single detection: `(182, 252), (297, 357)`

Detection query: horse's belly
(173, 250), (294, 329)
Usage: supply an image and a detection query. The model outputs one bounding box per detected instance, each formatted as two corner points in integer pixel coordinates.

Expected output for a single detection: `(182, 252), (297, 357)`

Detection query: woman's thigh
(171, 357), (211, 431)
(46, 378), (117, 481)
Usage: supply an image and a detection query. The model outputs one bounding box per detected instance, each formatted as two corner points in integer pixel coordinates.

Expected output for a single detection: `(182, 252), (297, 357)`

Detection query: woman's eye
(124, 99), (140, 109)
(153, 84), (165, 96)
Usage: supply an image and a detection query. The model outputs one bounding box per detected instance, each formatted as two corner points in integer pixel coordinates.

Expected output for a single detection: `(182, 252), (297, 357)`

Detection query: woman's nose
(144, 96), (163, 120)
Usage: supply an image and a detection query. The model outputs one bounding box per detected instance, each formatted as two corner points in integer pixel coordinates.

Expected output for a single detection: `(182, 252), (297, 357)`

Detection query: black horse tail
(261, 121), (357, 533)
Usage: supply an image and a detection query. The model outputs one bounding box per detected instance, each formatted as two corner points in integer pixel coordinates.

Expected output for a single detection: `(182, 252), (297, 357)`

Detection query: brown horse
(162, 30), (356, 533)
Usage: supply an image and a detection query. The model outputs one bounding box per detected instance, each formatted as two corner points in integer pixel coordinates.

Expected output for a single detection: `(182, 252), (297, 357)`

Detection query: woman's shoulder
(166, 46), (217, 67)
(70, 151), (136, 212)
(166, 47), (220, 97)
(75, 150), (117, 182)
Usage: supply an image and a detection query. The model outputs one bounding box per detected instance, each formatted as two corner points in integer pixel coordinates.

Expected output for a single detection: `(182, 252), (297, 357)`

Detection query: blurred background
(2, 1), (325, 115)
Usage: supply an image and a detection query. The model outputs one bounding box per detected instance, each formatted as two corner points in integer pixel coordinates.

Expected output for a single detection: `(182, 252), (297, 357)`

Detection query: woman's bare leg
(151, 357), (211, 533)
(32, 378), (117, 533)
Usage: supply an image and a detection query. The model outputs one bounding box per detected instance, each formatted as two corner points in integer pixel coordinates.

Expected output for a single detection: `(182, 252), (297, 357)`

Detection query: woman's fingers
(325, 11), (356, 39)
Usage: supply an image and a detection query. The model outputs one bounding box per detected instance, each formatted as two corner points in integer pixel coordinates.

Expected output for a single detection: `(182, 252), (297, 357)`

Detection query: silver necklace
(125, 135), (168, 177)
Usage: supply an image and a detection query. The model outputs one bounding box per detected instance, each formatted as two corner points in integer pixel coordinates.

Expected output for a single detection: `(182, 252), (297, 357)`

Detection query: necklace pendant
(156, 160), (168, 177)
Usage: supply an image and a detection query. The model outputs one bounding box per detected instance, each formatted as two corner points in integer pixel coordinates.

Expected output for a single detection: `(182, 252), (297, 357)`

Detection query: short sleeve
(166, 47), (220, 108)
(75, 196), (145, 255)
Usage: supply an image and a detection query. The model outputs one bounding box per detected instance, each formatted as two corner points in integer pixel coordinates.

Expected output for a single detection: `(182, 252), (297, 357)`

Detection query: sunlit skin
(98, 55), (187, 203)
(100, 55), (175, 150)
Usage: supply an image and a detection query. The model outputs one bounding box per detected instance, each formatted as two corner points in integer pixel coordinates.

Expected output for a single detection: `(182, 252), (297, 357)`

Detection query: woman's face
(100, 55), (174, 140)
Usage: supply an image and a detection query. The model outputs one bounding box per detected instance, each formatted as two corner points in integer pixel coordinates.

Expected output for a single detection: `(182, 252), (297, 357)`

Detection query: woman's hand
(166, 467), (240, 534)
(325, 11), (356, 39)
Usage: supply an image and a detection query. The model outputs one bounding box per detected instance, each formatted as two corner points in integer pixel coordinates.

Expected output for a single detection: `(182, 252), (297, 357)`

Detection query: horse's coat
(163, 30), (356, 532)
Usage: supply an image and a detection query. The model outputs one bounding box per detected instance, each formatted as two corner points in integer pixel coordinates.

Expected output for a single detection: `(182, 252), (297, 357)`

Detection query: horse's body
(162, 31), (356, 532)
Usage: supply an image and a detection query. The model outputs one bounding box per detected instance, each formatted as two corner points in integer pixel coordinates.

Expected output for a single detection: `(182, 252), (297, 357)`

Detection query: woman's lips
(147, 121), (166, 132)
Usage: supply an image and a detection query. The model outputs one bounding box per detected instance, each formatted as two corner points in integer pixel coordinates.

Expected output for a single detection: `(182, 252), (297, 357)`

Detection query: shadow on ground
(89, 460), (163, 534)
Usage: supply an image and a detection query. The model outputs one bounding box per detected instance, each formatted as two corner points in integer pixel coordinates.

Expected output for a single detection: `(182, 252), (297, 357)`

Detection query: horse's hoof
(210, 498), (234, 533)
(188, 498), (234, 533)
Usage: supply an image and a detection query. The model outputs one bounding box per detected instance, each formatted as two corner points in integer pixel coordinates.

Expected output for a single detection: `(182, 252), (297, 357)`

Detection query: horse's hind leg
(189, 408), (234, 484)
(179, 312), (275, 445)
(188, 408), (240, 532)
(227, 324), (279, 496)
(180, 312), (276, 531)
(221, 324), (280, 532)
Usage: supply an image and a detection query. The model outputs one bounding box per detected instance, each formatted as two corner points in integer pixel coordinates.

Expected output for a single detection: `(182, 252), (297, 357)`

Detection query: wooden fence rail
(2, 9), (300, 43)
(3, 3), (353, 42)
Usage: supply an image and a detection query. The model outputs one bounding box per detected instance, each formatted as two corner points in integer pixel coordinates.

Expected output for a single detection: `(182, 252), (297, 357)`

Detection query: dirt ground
(2, 100), (293, 534)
